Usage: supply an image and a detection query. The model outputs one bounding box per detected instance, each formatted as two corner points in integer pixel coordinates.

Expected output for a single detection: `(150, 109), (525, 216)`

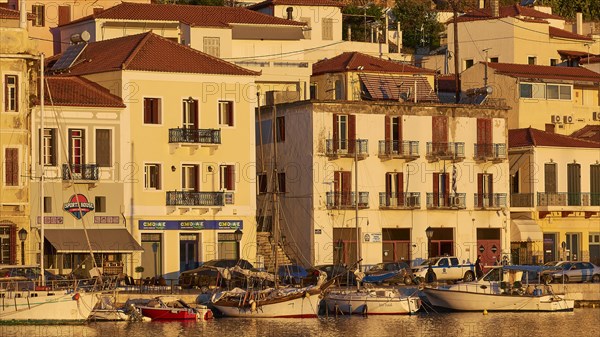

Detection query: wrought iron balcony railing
(169, 128), (221, 144)
(474, 143), (507, 161)
(474, 193), (507, 209)
(510, 193), (534, 207)
(62, 164), (99, 181)
(378, 140), (419, 160)
(426, 193), (466, 209)
(379, 192), (420, 209)
(326, 191), (369, 209)
(166, 191), (225, 206)
(325, 139), (368, 159)
(426, 142), (465, 161)
(537, 192), (600, 207)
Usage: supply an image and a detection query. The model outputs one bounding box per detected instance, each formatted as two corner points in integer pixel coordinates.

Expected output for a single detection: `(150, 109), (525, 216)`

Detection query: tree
(153, 0), (226, 5)
(393, 0), (444, 52)
(549, 0), (600, 20)
(342, 4), (385, 43)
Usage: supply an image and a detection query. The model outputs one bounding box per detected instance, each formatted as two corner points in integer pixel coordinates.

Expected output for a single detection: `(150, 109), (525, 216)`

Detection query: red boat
(137, 296), (213, 321)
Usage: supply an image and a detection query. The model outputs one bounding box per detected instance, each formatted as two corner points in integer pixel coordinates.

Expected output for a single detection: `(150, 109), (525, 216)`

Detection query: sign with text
(139, 220), (243, 230)
(363, 232), (382, 243)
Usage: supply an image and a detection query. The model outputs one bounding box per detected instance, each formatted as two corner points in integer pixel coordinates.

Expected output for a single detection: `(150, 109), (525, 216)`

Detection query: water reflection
(0, 309), (596, 337)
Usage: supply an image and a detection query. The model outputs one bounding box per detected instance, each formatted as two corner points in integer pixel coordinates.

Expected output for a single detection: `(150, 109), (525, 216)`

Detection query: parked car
(0, 265), (66, 290)
(364, 261), (415, 285)
(540, 261), (600, 283)
(178, 259), (254, 289)
(304, 264), (357, 286)
(277, 264), (308, 285)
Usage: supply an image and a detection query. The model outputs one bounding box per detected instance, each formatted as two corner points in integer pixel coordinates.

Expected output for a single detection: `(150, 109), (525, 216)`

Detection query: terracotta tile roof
(570, 125), (600, 143)
(581, 55), (600, 65)
(437, 74), (458, 92)
(509, 127), (600, 148)
(52, 32), (259, 76)
(248, 0), (344, 10)
(453, 4), (563, 23)
(359, 74), (439, 102)
(0, 7), (35, 20)
(43, 76), (125, 108)
(62, 2), (305, 28)
(312, 52), (435, 76)
(557, 50), (589, 58)
(486, 62), (600, 83)
(549, 27), (593, 41)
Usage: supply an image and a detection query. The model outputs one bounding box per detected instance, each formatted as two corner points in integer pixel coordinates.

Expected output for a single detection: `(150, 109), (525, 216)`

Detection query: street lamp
(234, 228), (243, 259)
(18, 228), (28, 265)
(425, 226), (434, 259)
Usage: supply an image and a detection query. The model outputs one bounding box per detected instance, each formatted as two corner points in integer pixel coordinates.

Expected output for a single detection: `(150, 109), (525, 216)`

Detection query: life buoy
(204, 310), (214, 320)
(72, 293), (80, 301)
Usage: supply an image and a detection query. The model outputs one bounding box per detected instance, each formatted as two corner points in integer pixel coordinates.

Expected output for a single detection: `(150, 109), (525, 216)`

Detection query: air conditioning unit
(452, 196), (461, 207)
(593, 111), (600, 121)
(551, 115), (562, 124)
(563, 115), (573, 124)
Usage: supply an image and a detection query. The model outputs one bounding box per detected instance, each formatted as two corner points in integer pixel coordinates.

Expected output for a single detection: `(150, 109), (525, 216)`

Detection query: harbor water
(1, 309), (598, 337)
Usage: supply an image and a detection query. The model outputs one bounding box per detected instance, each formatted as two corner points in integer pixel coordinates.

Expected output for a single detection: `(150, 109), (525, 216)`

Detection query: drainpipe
(19, 0), (27, 29)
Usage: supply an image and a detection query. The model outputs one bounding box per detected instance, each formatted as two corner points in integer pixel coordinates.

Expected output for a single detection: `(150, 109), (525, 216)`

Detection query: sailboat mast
(40, 53), (45, 286)
(272, 104), (279, 288)
(354, 141), (360, 271)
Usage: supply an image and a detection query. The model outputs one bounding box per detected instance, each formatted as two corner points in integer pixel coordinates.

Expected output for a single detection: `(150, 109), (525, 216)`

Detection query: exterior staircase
(256, 232), (294, 272)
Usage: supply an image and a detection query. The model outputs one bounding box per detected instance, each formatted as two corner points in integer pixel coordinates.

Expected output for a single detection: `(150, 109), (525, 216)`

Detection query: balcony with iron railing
(473, 143), (507, 162)
(168, 128), (221, 145)
(378, 140), (419, 161)
(510, 193), (534, 208)
(166, 191), (225, 207)
(426, 142), (465, 162)
(62, 164), (99, 181)
(474, 193), (507, 210)
(537, 192), (600, 208)
(326, 191), (369, 209)
(379, 192), (420, 209)
(325, 139), (368, 160)
(426, 193), (466, 209)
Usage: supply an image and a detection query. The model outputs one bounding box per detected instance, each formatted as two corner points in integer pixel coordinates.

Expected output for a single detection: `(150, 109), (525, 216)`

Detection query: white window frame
(546, 84), (572, 101)
(218, 101), (234, 127)
(4, 74), (18, 112)
(519, 82), (546, 99)
(32, 4), (45, 27)
(337, 114), (348, 151)
(144, 163), (162, 190)
(181, 164), (199, 192)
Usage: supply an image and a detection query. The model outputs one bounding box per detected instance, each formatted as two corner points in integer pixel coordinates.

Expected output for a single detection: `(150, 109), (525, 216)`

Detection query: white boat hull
(423, 288), (574, 312)
(325, 289), (421, 315)
(213, 293), (320, 318)
(0, 290), (98, 321)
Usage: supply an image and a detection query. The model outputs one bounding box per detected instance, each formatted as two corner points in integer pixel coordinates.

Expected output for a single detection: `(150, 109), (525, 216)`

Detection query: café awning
(510, 219), (543, 242)
(44, 229), (143, 253)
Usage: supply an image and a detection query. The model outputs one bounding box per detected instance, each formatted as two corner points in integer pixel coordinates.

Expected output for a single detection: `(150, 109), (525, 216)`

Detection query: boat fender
(72, 293), (80, 301)
(483, 309), (488, 315)
(251, 301), (257, 312)
(304, 292), (310, 298)
(204, 310), (214, 320)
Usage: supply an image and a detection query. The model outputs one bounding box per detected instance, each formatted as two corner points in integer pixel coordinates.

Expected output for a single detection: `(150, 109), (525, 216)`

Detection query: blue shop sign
(139, 220), (242, 230)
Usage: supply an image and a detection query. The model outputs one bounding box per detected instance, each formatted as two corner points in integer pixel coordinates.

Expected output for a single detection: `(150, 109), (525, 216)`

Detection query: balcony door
(477, 173), (493, 207)
(334, 171), (352, 207)
(567, 163), (581, 206)
(182, 165), (199, 192)
(432, 116), (448, 154)
(385, 172), (403, 206)
(68, 129), (85, 173)
(385, 116), (402, 154)
(182, 99), (198, 129)
(433, 172), (449, 207)
(333, 114), (355, 153)
(476, 118), (492, 157)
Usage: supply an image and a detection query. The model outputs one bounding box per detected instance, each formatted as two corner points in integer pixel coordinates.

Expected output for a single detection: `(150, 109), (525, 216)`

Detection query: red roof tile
(570, 125), (600, 143)
(437, 74), (458, 92)
(557, 50), (589, 58)
(360, 74), (439, 102)
(581, 55), (600, 65)
(62, 2), (305, 28)
(248, 0), (344, 10)
(509, 128), (600, 148)
(486, 62), (600, 83)
(43, 76), (125, 108)
(0, 7), (34, 20)
(312, 52), (435, 76)
(52, 32), (259, 76)
(454, 4), (563, 23)
(549, 27), (593, 41)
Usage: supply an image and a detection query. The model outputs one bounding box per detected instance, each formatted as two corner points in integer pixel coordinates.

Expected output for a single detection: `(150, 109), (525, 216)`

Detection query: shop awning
(510, 219), (543, 242)
(44, 229), (143, 253)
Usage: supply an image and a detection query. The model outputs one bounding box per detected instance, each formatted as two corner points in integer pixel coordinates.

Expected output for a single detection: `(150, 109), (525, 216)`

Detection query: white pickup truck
(412, 256), (476, 283)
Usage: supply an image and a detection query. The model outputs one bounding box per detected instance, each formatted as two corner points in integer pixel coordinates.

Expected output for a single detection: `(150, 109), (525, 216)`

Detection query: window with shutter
(220, 165), (235, 191)
(544, 163), (557, 193)
(144, 164), (161, 190)
(32, 5), (45, 26)
(182, 165), (199, 192)
(4, 148), (18, 186)
(219, 101), (234, 126)
(95, 129), (111, 167)
(144, 98), (161, 124)
(182, 99), (198, 129)
(5, 75), (18, 112)
(322, 18), (333, 40)
(40, 128), (57, 166)
(203, 37), (220, 57)
(58, 5), (71, 26)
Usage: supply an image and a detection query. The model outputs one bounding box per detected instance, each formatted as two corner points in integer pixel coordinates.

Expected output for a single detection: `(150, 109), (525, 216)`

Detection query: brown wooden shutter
(5, 148), (18, 186)
(433, 173), (439, 207)
(444, 173), (450, 206)
(397, 173), (404, 206)
(385, 173), (392, 204)
(144, 98), (151, 123)
(228, 102), (234, 126)
(58, 5), (71, 26)
(14, 76), (19, 112)
(194, 165), (199, 191)
(334, 171), (340, 193)
(384, 116), (391, 154)
(342, 171), (352, 205)
(477, 173), (483, 207)
(227, 165), (235, 190)
(153, 99), (159, 123)
(38, 128), (42, 165)
(397, 117), (403, 142)
(348, 115), (356, 154)
(488, 174), (494, 200)
(4, 75), (8, 111)
(50, 129), (57, 165)
(332, 114), (339, 151)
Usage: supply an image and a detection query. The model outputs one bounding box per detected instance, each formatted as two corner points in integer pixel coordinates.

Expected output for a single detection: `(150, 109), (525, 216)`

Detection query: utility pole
(482, 48), (490, 87)
(449, 0), (461, 103)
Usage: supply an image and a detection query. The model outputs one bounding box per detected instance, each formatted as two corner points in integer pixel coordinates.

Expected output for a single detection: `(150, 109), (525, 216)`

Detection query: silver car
(541, 261), (600, 283)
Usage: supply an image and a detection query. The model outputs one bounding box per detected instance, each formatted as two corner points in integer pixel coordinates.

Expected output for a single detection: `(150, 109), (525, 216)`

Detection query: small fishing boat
(137, 296), (213, 320)
(325, 287), (421, 315)
(422, 265), (575, 312)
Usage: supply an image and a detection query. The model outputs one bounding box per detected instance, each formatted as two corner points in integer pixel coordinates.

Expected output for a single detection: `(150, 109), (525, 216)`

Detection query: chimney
(576, 12), (583, 35)
(491, 0), (499, 18)
(19, 0), (27, 29)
